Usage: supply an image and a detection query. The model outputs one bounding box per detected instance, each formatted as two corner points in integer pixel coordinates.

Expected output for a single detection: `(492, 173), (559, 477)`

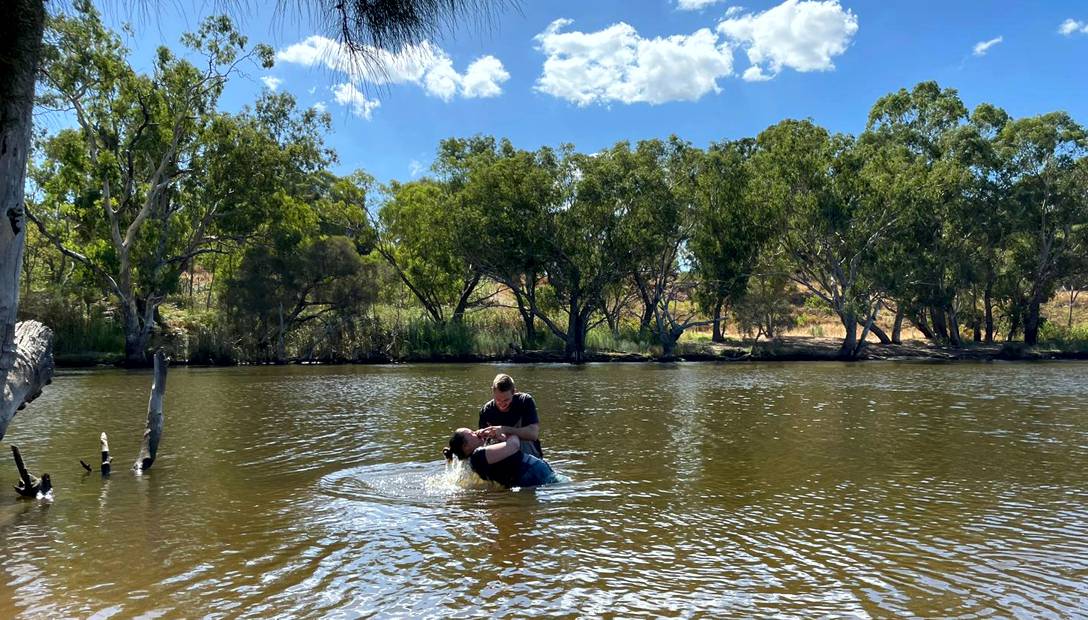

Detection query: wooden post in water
(100, 432), (111, 475)
(12, 445), (49, 497)
(80, 432), (112, 475)
(0, 321), (54, 440)
(133, 351), (166, 473)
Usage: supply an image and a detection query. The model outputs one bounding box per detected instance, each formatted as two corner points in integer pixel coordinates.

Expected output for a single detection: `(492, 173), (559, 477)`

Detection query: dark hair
(443, 431), (468, 461)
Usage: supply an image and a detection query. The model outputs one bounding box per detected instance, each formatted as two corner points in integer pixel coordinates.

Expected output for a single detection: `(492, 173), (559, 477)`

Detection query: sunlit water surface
(2, 362), (1087, 617)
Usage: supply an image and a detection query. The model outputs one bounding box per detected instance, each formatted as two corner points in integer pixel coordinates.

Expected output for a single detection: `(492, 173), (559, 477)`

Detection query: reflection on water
(1, 361), (1087, 617)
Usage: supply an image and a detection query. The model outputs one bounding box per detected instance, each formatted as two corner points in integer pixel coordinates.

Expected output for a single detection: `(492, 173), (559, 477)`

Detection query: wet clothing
(469, 447), (558, 488)
(478, 392), (543, 459)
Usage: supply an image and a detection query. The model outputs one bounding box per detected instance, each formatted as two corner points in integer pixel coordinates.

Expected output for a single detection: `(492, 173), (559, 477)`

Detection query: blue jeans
(517, 455), (559, 487)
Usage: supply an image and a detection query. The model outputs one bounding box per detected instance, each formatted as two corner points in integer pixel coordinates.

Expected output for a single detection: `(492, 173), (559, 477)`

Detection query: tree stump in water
(80, 432), (111, 475)
(0, 321), (55, 440)
(132, 351), (166, 473)
(12, 445), (50, 497)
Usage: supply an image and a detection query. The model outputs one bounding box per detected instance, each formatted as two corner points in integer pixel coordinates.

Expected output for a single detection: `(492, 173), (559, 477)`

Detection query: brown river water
(1, 362), (1086, 618)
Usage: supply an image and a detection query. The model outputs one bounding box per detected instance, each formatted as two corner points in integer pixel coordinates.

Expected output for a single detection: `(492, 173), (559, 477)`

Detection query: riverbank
(52, 337), (1088, 367)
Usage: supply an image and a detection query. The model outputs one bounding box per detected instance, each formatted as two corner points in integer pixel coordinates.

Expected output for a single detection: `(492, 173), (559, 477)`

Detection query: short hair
(491, 373), (515, 392)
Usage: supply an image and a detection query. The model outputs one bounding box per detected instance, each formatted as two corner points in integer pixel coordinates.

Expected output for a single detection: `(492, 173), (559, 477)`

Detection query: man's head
(491, 373), (515, 412)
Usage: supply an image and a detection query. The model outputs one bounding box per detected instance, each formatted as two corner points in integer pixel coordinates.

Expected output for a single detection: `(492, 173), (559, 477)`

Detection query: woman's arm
(482, 435), (521, 464)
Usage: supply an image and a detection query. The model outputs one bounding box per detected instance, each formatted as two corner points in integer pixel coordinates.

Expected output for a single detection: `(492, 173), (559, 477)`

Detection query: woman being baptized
(443, 427), (560, 488)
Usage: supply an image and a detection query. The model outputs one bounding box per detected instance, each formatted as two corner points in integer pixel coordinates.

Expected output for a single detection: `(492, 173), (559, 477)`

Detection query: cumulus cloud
(717, 0), (858, 81)
(972, 36), (1003, 56)
(260, 75), (283, 91)
(676, 0), (726, 10)
(312, 101), (327, 113)
(1059, 18), (1088, 36)
(276, 35), (509, 107)
(331, 83), (381, 120)
(534, 19), (733, 106)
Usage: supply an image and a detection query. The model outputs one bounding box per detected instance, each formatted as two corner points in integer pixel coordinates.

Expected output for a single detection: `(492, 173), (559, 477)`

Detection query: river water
(1, 362), (1086, 617)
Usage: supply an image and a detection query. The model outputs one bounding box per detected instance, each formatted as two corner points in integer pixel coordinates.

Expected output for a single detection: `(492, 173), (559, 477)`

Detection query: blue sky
(104, 0), (1088, 183)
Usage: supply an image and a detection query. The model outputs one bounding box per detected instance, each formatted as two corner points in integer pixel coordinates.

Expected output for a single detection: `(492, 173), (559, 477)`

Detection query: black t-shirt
(469, 447), (524, 488)
(478, 392), (543, 458)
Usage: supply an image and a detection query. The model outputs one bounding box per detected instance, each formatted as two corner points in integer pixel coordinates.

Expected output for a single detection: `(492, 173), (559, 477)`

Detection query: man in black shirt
(478, 373), (543, 459)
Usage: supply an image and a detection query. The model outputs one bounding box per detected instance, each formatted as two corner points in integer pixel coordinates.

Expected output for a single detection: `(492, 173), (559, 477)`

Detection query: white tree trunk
(133, 350), (167, 472)
(1, 1), (48, 424)
(0, 321), (54, 440)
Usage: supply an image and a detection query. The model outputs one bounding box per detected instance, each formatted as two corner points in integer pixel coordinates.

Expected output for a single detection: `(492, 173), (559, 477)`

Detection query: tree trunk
(0, 321), (53, 440)
(984, 281), (995, 343)
(450, 272), (482, 324)
(1, 1), (47, 417)
(122, 301), (152, 367)
(1023, 297), (1043, 346)
(947, 307), (961, 347)
(711, 298), (725, 343)
(564, 296), (587, 363)
(891, 307), (904, 344)
(929, 306), (950, 342)
(12, 445), (49, 497)
(511, 286), (536, 346)
(862, 320), (891, 344)
(1006, 313), (1020, 342)
(911, 309), (937, 341)
(635, 276), (654, 335)
(838, 311), (858, 359)
(133, 350), (167, 473)
(1069, 289), (1079, 330)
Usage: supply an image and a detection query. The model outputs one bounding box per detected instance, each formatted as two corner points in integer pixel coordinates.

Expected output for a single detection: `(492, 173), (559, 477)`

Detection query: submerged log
(12, 445), (49, 497)
(132, 351), (166, 473)
(0, 321), (55, 440)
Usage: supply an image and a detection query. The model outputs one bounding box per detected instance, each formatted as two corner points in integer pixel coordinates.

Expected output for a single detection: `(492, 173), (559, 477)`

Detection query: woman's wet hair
(443, 431), (468, 461)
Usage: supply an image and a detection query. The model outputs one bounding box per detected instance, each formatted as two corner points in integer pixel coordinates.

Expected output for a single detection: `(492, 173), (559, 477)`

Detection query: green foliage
(1039, 323), (1088, 350)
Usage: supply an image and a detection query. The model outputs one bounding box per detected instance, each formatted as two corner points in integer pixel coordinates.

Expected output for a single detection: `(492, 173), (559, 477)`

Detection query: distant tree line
(22, 5), (1088, 364)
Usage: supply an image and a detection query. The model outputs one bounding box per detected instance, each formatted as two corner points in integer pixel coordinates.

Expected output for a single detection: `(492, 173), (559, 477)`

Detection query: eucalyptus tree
(862, 82), (975, 345)
(751, 120), (898, 358)
(442, 136), (558, 346)
(947, 102), (1013, 342)
(993, 113), (1087, 345)
(374, 178), (485, 324)
(28, 7), (332, 364)
(621, 137), (721, 356)
(451, 138), (653, 361)
(223, 235), (376, 362)
(688, 138), (768, 342)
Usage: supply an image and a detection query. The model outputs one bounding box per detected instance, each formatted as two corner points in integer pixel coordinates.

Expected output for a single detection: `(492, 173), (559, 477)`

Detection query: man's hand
(478, 426), (507, 441)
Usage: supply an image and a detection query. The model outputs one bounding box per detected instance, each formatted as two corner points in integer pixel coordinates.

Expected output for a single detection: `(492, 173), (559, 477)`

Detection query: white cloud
(312, 101), (327, 113)
(1059, 18), (1088, 36)
(276, 35), (510, 102)
(331, 83), (381, 120)
(534, 19), (733, 106)
(461, 56), (510, 98)
(972, 36), (1003, 56)
(677, 0), (725, 11)
(409, 160), (424, 177)
(260, 75), (283, 91)
(717, 0), (858, 81)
